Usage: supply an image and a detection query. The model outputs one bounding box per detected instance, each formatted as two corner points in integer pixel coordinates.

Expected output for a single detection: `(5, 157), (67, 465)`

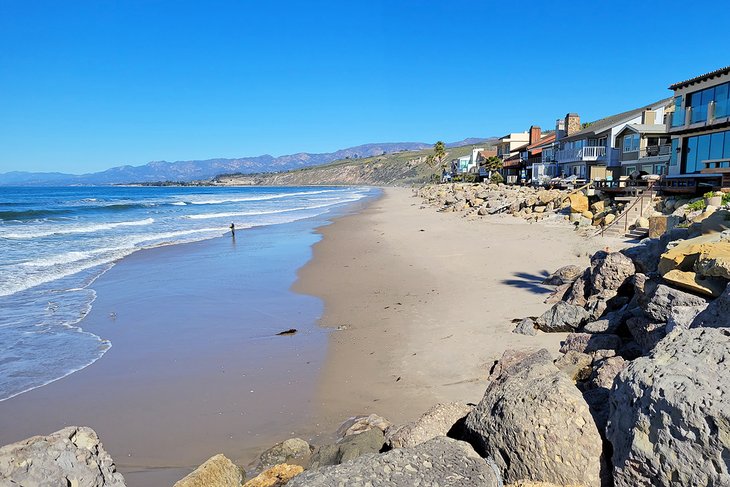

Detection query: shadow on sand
(500, 270), (553, 294)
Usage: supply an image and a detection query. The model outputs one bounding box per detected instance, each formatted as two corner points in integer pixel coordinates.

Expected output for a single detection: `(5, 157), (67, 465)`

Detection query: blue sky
(1, 0), (728, 173)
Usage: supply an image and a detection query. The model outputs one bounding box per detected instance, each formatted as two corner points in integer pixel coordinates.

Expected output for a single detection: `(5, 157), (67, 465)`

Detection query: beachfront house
(449, 147), (486, 178)
(615, 124), (672, 177)
(662, 66), (730, 193)
(496, 132), (530, 184)
(518, 126), (556, 185)
(530, 119), (564, 185)
(554, 100), (671, 183)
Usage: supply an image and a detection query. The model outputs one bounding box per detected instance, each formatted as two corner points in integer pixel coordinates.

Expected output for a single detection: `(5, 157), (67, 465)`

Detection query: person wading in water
(229, 223), (235, 237)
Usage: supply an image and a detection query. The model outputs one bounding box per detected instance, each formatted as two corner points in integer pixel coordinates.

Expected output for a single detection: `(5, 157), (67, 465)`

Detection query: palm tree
(482, 156), (502, 178)
(426, 141), (447, 168)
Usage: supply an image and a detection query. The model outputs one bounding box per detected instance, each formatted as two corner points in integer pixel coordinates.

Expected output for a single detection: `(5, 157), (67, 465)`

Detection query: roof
(615, 124), (668, 137)
(498, 132), (529, 142)
(525, 133), (556, 151)
(669, 66), (730, 91)
(561, 98), (672, 142)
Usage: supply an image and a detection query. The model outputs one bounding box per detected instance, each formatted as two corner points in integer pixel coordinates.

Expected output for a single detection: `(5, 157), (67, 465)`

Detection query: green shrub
(723, 192), (730, 205)
(687, 199), (706, 211)
(490, 172), (504, 184)
(463, 173), (477, 183)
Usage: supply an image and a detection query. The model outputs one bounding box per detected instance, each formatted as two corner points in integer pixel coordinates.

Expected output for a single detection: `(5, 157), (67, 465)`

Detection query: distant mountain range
(0, 138), (494, 186)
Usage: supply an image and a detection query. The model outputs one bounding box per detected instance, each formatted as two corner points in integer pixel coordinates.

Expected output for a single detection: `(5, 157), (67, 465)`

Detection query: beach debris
(336, 324), (349, 331)
(276, 329), (297, 336)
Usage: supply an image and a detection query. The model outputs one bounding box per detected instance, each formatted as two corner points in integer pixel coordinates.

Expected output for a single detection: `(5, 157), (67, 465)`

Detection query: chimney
(555, 118), (566, 140)
(565, 113), (581, 136)
(643, 109), (655, 125)
(529, 126), (542, 145)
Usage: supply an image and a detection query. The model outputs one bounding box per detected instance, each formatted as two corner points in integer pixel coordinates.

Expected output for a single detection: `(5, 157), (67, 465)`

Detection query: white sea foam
(0, 218), (155, 239)
(187, 189), (341, 205)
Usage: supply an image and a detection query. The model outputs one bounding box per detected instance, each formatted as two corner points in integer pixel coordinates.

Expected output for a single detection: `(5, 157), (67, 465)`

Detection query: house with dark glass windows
(663, 66), (730, 193)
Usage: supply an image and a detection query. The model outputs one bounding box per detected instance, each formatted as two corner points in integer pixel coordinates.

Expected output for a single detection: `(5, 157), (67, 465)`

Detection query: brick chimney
(565, 113), (581, 136)
(529, 126), (542, 145)
(642, 109), (655, 125)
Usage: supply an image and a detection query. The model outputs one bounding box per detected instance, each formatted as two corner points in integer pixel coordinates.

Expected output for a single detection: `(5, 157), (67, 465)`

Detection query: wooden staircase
(597, 190), (655, 239)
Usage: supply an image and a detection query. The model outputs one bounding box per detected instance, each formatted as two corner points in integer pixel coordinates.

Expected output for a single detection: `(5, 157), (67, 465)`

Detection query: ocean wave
(184, 198), (362, 220)
(187, 189), (342, 205)
(0, 218), (155, 239)
(0, 208), (72, 221)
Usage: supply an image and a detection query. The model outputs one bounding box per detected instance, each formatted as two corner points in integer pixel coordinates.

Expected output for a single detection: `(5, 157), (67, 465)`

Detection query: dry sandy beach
(298, 187), (625, 436)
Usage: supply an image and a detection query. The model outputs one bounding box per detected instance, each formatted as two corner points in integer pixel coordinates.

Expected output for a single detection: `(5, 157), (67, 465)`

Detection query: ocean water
(0, 185), (375, 401)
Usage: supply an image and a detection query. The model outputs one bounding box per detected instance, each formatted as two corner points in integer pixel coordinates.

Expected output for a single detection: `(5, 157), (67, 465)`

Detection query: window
(654, 164), (666, 175)
(686, 82), (730, 123)
(623, 134), (640, 152)
(716, 83), (729, 118)
(670, 138), (679, 166)
(682, 129), (730, 173)
(685, 136), (698, 173)
(625, 165), (636, 176)
(672, 96), (685, 127)
(710, 132), (725, 160)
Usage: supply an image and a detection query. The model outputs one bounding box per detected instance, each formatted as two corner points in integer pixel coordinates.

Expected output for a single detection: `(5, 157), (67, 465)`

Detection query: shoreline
(0, 200), (375, 486)
(296, 187), (626, 433)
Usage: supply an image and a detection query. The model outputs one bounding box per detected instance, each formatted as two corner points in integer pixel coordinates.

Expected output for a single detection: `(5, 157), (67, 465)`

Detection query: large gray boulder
(543, 265), (583, 285)
(289, 437), (499, 487)
(642, 283), (708, 322)
(535, 301), (591, 332)
(0, 427), (126, 487)
(691, 282), (730, 329)
(464, 349), (603, 486)
(625, 316), (666, 353)
(558, 332), (622, 355)
(308, 428), (385, 469)
(590, 252), (635, 294)
(386, 402), (472, 449)
(607, 328), (730, 486)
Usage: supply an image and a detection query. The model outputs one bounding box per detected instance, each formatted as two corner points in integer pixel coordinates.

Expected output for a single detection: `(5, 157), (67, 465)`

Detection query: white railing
(555, 146), (620, 165)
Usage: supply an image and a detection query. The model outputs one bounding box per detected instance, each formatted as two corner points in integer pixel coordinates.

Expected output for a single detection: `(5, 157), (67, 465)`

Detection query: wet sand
(297, 187), (626, 432)
(0, 218), (339, 486)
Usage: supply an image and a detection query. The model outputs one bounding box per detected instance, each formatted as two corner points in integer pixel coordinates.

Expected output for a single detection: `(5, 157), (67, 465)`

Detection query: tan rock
(635, 216), (650, 228)
(554, 351), (592, 381)
(243, 464), (303, 487)
(174, 454), (244, 487)
(695, 241), (730, 279)
(582, 210), (593, 220)
(590, 201), (604, 213)
(662, 269), (727, 298)
(658, 234), (724, 275)
(567, 193), (589, 213)
(648, 215), (680, 238)
(533, 205), (547, 213)
(603, 213), (616, 225)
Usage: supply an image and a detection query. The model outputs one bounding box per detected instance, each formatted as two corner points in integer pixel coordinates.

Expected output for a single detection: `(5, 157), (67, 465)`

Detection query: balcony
(622, 144), (672, 163)
(669, 101), (730, 132)
(555, 146), (620, 166)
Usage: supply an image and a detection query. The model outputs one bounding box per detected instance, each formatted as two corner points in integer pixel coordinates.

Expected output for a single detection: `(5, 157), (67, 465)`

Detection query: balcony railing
(555, 146), (620, 165)
(639, 144), (671, 158)
(670, 100), (729, 130)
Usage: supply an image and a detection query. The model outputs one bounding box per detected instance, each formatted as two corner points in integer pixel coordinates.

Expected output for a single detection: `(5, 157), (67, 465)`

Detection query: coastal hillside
(212, 143), (489, 186)
(0, 139), (492, 186)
